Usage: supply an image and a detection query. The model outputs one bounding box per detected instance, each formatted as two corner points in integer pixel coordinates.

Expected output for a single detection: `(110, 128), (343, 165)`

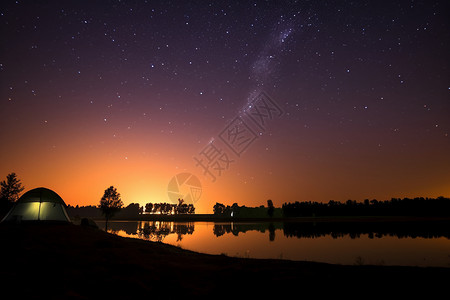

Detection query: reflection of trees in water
(106, 220), (450, 242)
(282, 220), (450, 239)
(213, 223), (282, 241)
(213, 221), (450, 241)
(137, 221), (195, 242)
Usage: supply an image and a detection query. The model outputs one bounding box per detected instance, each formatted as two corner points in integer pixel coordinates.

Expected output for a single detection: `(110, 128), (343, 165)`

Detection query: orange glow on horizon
(1, 0), (449, 215)
(3, 130), (450, 214)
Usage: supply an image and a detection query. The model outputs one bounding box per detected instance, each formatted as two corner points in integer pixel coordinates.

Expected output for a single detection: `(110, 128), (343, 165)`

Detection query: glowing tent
(2, 187), (70, 222)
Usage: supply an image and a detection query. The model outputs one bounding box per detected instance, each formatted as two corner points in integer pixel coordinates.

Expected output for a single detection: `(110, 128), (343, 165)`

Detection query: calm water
(97, 220), (450, 267)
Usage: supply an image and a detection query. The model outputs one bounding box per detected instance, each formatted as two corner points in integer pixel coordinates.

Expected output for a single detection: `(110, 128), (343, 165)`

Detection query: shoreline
(1, 222), (449, 298)
(87, 214), (450, 223)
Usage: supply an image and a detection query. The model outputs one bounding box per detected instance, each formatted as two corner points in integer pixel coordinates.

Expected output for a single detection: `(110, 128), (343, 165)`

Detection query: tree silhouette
(99, 186), (123, 231)
(0, 172), (25, 202)
(267, 199), (274, 217)
(145, 202), (153, 213)
(282, 197), (450, 217)
(213, 202), (226, 215)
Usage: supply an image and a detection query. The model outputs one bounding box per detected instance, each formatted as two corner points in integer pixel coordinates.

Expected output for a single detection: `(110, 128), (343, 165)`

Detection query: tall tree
(0, 172), (25, 202)
(213, 202), (225, 215)
(267, 199), (274, 217)
(99, 186), (123, 231)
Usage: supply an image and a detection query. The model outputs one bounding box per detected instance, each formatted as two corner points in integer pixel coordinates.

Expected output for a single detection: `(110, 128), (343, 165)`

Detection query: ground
(0, 222), (448, 299)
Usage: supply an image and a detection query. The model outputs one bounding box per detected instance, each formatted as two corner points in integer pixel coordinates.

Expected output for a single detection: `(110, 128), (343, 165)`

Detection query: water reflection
(103, 219), (450, 242)
(138, 222), (194, 242)
(282, 220), (450, 239)
(99, 220), (450, 266)
(213, 222), (279, 241)
(105, 221), (195, 242)
(214, 220), (450, 240)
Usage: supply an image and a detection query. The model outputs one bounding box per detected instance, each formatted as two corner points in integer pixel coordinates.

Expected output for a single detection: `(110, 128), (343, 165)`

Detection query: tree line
(282, 197), (450, 217)
(144, 199), (195, 215)
(2, 172), (449, 222)
(68, 198), (196, 218)
(0, 173), (195, 230)
(213, 200), (278, 218)
(212, 197), (450, 218)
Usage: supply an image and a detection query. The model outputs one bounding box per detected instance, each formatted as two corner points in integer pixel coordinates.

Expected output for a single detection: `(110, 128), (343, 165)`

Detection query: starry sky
(1, 0), (449, 213)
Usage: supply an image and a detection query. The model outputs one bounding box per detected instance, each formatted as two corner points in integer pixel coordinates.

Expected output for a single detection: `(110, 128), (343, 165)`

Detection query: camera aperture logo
(167, 173), (202, 204)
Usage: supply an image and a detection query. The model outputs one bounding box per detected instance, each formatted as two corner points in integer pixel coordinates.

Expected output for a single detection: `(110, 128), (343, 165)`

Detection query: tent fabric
(2, 187), (70, 222)
(16, 187), (66, 204)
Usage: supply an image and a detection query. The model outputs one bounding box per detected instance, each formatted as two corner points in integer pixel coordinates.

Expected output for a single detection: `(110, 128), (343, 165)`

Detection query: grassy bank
(1, 222), (449, 298)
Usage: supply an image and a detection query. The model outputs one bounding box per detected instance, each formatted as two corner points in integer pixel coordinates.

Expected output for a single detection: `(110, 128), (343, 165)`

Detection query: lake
(97, 220), (450, 267)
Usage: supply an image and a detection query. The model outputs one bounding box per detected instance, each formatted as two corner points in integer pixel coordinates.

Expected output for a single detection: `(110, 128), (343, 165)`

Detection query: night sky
(1, 0), (449, 213)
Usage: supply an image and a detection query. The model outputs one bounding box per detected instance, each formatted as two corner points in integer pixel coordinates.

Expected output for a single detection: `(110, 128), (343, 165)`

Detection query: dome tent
(2, 187), (70, 223)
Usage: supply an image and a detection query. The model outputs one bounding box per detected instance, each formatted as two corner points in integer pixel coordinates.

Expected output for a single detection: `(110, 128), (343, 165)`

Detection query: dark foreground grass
(0, 223), (448, 299)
